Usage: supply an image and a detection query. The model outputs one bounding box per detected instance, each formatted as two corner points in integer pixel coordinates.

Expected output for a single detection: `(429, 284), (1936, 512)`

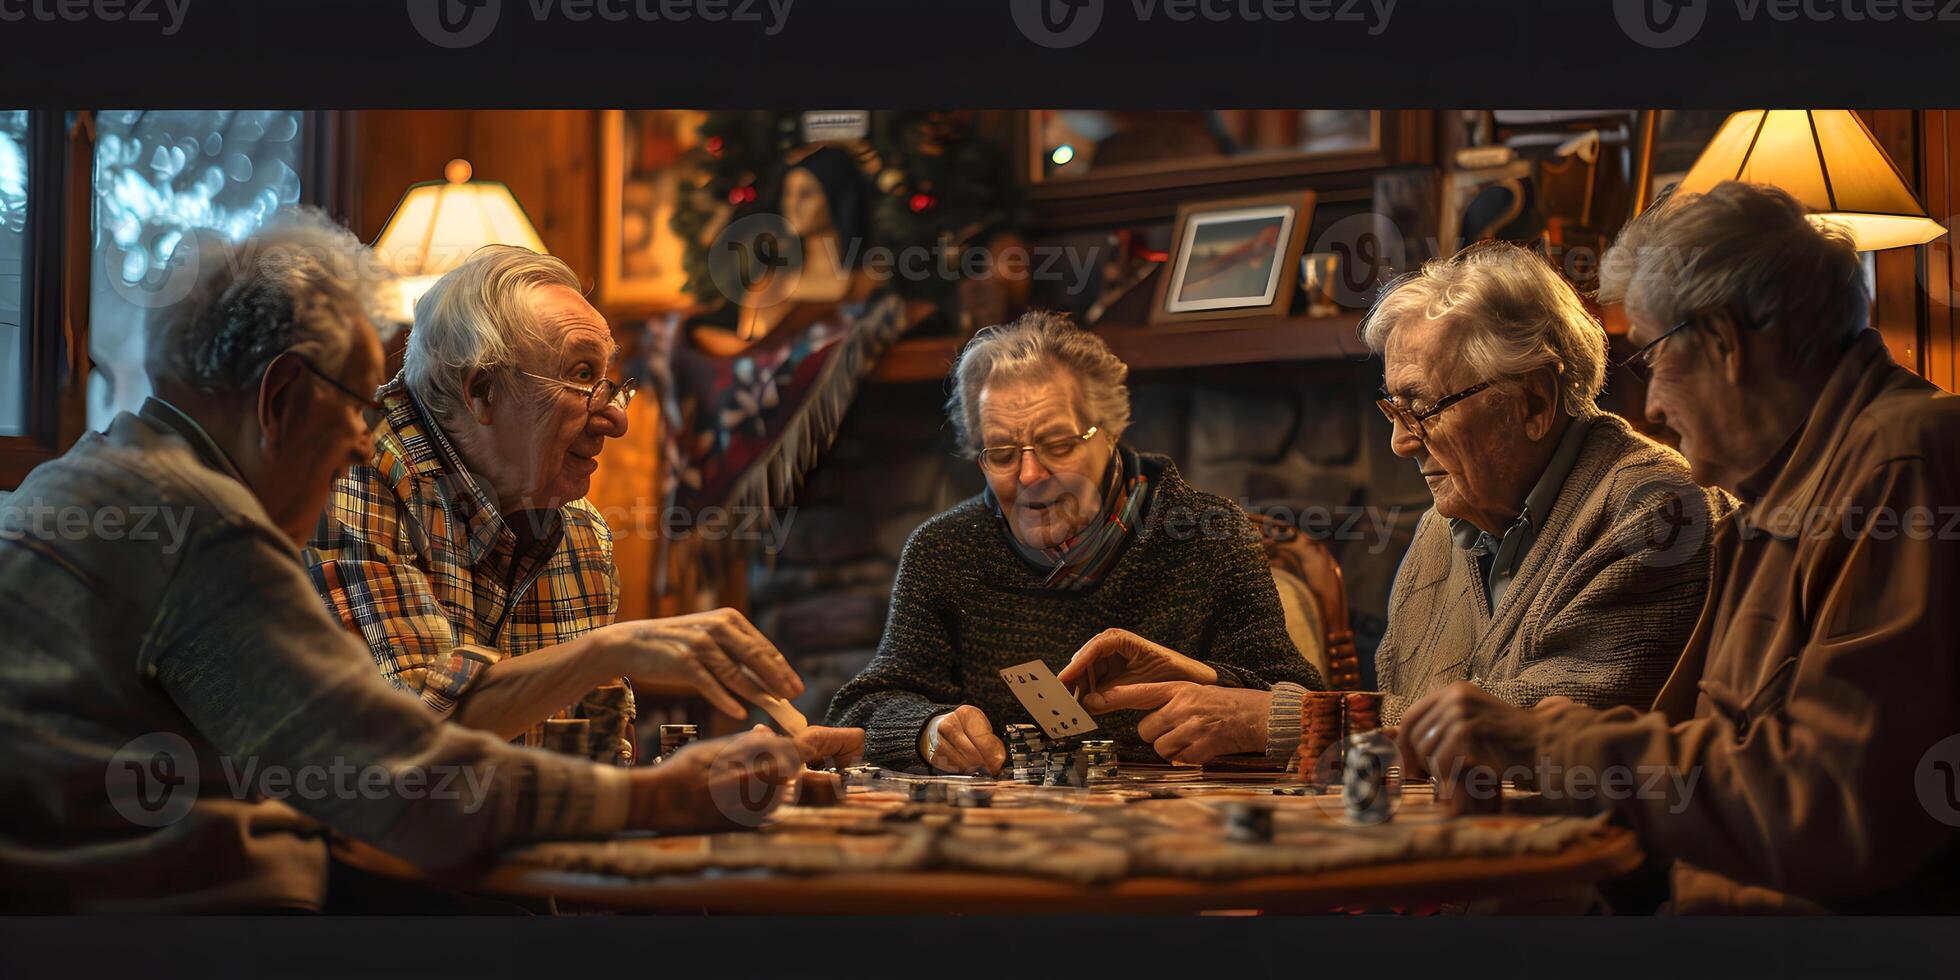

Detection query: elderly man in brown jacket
(1400, 182), (1960, 913)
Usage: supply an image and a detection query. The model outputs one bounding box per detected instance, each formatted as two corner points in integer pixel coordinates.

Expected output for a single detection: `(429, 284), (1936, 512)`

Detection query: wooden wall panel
(1922, 110), (1957, 393)
(349, 110), (599, 289)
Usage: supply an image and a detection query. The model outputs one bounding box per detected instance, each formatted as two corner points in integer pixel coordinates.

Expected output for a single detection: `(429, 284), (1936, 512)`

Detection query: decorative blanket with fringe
(652, 292), (914, 540)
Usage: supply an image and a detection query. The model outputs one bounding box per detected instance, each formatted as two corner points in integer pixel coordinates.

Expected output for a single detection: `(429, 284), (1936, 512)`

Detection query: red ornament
(705, 136), (724, 157)
(727, 184), (757, 205)
(908, 193), (936, 213)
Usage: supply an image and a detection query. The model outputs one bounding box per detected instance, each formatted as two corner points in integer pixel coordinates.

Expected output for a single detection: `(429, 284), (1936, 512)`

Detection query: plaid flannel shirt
(305, 375), (632, 759)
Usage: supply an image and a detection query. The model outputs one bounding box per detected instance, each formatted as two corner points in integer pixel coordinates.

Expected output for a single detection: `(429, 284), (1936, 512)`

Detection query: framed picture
(1150, 190), (1315, 324)
(600, 109), (707, 314)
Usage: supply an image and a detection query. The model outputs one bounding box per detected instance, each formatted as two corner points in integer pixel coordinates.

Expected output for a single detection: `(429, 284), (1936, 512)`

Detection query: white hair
(1361, 241), (1607, 417)
(947, 311), (1132, 454)
(404, 245), (585, 424)
(145, 207), (397, 395)
(1599, 181), (1868, 366)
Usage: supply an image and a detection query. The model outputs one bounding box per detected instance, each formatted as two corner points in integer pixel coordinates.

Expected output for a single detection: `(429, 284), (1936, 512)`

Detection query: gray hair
(146, 207), (396, 396)
(947, 311), (1132, 454)
(1361, 242), (1607, 417)
(1599, 181), (1868, 365)
(404, 245), (585, 424)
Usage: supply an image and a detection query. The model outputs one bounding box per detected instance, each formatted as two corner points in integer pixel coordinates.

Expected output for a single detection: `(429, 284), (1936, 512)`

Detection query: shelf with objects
(868, 311), (1369, 384)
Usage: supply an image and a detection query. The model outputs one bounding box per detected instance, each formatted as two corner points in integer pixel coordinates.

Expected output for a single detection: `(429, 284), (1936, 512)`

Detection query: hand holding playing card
(1058, 629), (1218, 713)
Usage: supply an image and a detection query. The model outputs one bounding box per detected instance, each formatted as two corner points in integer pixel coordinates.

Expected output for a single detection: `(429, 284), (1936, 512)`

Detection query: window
(87, 110), (307, 428)
(0, 110), (27, 437)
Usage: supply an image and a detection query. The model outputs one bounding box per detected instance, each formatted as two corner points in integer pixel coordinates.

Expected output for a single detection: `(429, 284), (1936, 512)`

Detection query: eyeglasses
(518, 370), (639, 415)
(291, 353), (384, 431)
(1616, 319), (1692, 382)
(1374, 381), (1491, 443)
(977, 425), (1100, 475)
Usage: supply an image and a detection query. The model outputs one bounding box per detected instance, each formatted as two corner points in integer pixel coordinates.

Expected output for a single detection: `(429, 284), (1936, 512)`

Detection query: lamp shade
(1677, 110), (1948, 252)
(373, 159), (548, 319)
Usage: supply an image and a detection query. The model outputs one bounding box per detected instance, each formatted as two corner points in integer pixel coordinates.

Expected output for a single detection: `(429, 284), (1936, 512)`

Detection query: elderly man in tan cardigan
(1067, 242), (1724, 764)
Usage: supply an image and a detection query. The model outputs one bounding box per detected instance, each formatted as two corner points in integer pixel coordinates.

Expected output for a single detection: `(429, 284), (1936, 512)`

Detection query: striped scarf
(992, 445), (1151, 592)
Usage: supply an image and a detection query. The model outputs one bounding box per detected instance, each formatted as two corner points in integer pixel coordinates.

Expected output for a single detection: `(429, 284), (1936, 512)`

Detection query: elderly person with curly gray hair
(826, 311), (1320, 773)
(305, 245), (861, 765)
(1361, 241), (1727, 727)
(1065, 243), (1727, 769)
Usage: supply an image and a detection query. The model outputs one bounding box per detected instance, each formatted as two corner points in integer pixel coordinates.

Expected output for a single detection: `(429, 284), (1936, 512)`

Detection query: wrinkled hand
(921, 705), (1005, 776)
(1058, 629), (1217, 712)
(793, 725), (865, 768)
(588, 607), (804, 720)
(1395, 682), (1544, 813)
(1094, 681), (1270, 765)
(629, 726), (800, 833)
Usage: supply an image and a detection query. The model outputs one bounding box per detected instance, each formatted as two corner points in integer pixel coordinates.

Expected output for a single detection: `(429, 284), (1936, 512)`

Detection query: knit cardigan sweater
(826, 453), (1320, 768)
(1374, 412), (1733, 726)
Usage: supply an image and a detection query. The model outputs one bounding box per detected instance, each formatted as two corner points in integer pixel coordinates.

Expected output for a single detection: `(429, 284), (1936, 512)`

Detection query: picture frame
(599, 109), (706, 314)
(1150, 189), (1315, 324)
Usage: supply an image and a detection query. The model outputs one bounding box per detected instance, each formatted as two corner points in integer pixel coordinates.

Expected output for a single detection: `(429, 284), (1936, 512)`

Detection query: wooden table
(333, 772), (1643, 915)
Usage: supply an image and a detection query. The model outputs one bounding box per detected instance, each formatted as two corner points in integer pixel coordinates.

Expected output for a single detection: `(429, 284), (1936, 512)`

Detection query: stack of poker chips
(657, 723), (698, 763)
(1296, 691), (1392, 784)
(1221, 802), (1276, 843)
(582, 682), (637, 766)
(1080, 740), (1119, 784)
(1300, 692), (1347, 782)
(1005, 724), (1050, 784)
(1344, 692), (1384, 735)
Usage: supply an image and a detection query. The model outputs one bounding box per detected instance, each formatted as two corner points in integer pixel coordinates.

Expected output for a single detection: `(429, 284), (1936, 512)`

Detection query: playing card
(998, 660), (1098, 739)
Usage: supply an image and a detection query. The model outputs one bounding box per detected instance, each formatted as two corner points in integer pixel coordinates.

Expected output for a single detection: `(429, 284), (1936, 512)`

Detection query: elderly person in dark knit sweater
(826, 312), (1320, 773)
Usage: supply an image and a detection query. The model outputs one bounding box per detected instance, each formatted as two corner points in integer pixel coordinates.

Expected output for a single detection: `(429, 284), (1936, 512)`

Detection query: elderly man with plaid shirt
(307, 246), (829, 762)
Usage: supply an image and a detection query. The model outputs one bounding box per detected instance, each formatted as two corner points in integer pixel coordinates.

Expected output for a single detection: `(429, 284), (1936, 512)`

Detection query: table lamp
(1677, 110), (1948, 252)
(373, 158), (549, 322)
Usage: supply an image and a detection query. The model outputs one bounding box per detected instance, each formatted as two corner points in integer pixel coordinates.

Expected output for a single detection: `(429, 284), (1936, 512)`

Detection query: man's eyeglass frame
(291, 352), (385, 430)
(1374, 382), (1491, 443)
(975, 425), (1102, 475)
(1616, 318), (1693, 381)
(517, 370), (640, 415)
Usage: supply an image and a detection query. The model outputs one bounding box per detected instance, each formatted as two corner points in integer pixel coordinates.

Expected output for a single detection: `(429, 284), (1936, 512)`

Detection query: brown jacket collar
(1741, 330), (1913, 539)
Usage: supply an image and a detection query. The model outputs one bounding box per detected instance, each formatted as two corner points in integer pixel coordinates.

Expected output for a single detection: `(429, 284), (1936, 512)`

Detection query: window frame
(0, 110), (90, 490)
(0, 110), (341, 489)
